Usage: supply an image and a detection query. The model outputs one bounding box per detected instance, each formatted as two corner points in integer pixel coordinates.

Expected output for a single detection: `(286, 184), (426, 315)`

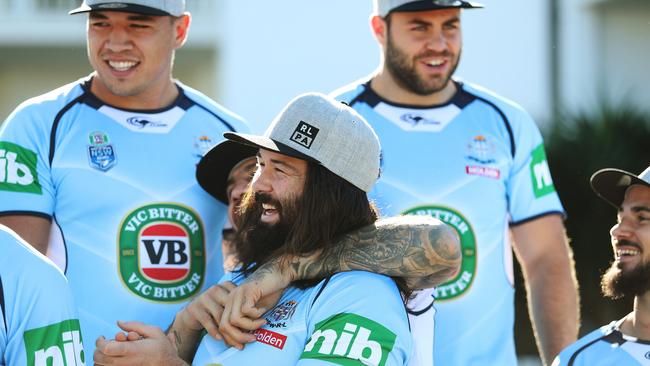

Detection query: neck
(621, 293), (650, 339)
(370, 67), (457, 106)
(90, 73), (179, 110)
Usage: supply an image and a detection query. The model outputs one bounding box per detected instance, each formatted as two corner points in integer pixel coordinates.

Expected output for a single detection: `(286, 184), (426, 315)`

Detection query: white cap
(224, 92), (381, 192)
(373, 0), (483, 17)
(70, 0), (185, 17)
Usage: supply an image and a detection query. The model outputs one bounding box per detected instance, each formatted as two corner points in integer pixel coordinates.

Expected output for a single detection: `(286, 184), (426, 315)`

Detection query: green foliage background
(515, 105), (650, 357)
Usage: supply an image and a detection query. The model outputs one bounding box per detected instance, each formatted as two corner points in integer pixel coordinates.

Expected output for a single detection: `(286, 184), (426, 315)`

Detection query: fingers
(116, 320), (164, 339)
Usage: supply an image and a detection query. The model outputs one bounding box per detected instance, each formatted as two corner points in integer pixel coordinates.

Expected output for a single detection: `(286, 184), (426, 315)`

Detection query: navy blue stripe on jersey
(510, 210), (565, 226)
(0, 274), (6, 333)
(49, 92), (90, 165)
(0, 211), (52, 221)
(311, 275), (333, 308)
(407, 299), (434, 316)
(568, 330), (625, 366)
(469, 93), (516, 158)
(53, 216), (69, 274)
(184, 95), (237, 133)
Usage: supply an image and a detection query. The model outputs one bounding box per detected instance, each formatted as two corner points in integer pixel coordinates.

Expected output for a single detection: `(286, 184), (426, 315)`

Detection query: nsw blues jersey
(333, 79), (564, 366)
(193, 271), (412, 366)
(553, 319), (650, 366)
(0, 76), (248, 357)
(0, 225), (84, 366)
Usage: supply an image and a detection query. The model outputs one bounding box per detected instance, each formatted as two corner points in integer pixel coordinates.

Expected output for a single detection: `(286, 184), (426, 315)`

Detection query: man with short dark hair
(553, 166), (650, 365)
(0, 0), (247, 357)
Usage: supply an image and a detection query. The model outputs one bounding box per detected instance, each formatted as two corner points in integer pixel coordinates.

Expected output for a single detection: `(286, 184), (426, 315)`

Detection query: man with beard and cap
(93, 92), (462, 366)
(211, 1), (580, 365)
(553, 166), (650, 366)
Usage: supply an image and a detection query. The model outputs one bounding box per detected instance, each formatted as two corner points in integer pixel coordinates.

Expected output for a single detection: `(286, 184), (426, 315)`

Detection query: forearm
(524, 253), (580, 366)
(285, 215), (461, 289)
(167, 314), (204, 363)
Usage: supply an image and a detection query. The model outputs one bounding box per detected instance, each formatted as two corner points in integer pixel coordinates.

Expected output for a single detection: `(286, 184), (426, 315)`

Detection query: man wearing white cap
(322, 0), (580, 365)
(553, 166), (650, 365)
(93, 92), (464, 365)
(0, 0), (247, 357)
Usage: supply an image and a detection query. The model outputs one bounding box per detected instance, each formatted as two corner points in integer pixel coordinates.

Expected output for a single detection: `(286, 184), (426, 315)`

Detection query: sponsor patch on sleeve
(23, 319), (85, 366)
(0, 141), (42, 194)
(300, 313), (396, 366)
(529, 144), (556, 198)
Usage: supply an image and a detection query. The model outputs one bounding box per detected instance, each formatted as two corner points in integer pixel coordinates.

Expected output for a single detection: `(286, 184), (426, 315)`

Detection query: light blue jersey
(0, 76), (248, 357)
(0, 225), (84, 366)
(553, 319), (650, 366)
(333, 79), (564, 366)
(193, 271), (412, 366)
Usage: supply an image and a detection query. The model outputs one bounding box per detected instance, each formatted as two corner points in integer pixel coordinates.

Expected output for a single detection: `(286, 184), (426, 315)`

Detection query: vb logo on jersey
(301, 313), (396, 366)
(118, 203), (205, 302)
(530, 144), (556, 198)
(23, 319), (84, 366)
(0, 141), (42, 194)
(402, 206), (477, 301)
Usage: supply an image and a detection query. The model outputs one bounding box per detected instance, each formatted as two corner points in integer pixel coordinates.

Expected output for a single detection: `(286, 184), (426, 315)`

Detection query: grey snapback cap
(70, 0), (185, 16)
(374, 0), (483, 17)
(224, 92), (381, 192)
(590, 165), (650, 208)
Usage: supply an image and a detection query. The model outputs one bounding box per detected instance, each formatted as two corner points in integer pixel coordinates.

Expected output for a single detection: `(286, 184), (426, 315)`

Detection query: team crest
(465, 135), (496, 164)
(193, 135), (214, 159)
(402, 206), (477, 301)
(268, 300), (298, 322)
(118, 203), (205, 302)
(87, 131), (117, 172)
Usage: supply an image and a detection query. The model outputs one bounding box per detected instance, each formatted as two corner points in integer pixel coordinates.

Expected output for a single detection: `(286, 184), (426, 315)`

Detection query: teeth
(427, 60), (443, 67)
(616, 249), (640, 258)
(108, 60), (137, 71)
(262, 204), (275, 210)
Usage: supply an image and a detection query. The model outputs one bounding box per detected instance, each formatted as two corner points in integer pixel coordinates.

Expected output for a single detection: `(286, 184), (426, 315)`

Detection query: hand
(174, 281), (236, 340)
(94, 321), (185, 366)
(218, 280), (283, 350)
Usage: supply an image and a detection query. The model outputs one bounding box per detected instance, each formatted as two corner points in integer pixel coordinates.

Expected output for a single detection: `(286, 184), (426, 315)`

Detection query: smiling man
(553, 166), (650, 366)
(0, 0), (247, 357)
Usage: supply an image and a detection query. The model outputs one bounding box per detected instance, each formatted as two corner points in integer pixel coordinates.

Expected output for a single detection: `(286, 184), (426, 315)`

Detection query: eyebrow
(407, 16), (459, 27)
(89, 12), (156, 22)
(632, 206), (650, 214)
(256, 152), (301, 175)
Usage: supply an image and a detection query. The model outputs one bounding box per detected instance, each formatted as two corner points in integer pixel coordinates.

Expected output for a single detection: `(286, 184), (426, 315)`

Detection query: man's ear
(174, 13), (191, 48)
(370, 15), (388, 47)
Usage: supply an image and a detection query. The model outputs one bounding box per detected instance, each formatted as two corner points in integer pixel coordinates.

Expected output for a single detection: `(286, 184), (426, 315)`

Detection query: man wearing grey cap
(0, 0), (248, 358)
(321, 0), (580, 365)
(553, 165), (650, 365)
(93, 92), (463, 365)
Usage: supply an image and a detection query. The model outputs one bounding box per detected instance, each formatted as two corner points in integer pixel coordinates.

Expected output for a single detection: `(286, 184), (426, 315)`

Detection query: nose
(610, 218), (633, 241)
(426, 30), (447, 52)
(105, 26), (133, 53)
(251, 167), (271, 194)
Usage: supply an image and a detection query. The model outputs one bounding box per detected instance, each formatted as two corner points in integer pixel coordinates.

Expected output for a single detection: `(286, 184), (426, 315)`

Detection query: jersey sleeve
(1, 228), (84, 365)
(297, 271), (412, 366)
(0, 103), (56, 217)
(505, 109), (564, 224)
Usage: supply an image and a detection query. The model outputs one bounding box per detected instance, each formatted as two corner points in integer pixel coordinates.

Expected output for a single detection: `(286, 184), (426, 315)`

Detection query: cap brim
(390, 0), (484, 13)
(196, 140), (257, 204)
(69, 3), (170, 16)
(223, 132), (320, 165)
(590, 168), (650, 208)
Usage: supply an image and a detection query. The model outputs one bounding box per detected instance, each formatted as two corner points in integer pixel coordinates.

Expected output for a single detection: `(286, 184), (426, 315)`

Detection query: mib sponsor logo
(300, 313), (396, 366)
(291, 121), (319, 149)
(0, 141), (42, 194)
(23, 319), (85, 366)
(118, 203), (206, 302)
(530, 144), (556, 198)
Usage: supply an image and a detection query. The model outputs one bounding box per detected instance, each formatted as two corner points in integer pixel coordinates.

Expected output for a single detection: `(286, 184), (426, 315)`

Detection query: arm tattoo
(288, 215), (461, 289)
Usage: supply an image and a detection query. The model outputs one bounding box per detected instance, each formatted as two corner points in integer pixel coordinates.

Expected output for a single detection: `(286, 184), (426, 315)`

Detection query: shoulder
(3, 78), (86, 128)
(459, 80), (536, 125)
(552, 322), (620, 366)
(177, 82), (248, 133)
(329, 77), (371, 103)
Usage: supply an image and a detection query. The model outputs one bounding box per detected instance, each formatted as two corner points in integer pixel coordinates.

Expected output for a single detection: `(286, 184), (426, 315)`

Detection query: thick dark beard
(233, 192), (299, 273)
(601, 258), (650, 299)
(384, 29), (460, 96)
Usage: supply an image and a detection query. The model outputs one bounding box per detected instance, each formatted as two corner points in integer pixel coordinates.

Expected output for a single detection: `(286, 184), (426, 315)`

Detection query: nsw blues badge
(87, 131), (117, 172)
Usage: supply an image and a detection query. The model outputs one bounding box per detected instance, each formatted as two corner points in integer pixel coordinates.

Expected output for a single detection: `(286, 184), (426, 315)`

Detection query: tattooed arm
(219, 215), (461, 346)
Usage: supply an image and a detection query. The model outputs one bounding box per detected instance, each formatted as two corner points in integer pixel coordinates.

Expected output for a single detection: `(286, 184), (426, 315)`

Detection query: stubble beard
(384, 31), (460, 97)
